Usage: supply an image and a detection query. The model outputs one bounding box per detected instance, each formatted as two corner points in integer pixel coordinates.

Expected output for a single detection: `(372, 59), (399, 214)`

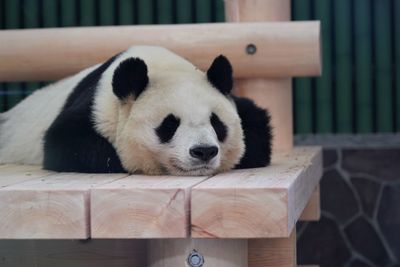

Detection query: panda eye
(155, 114), (180, 143)
(210, 113), (227, 142)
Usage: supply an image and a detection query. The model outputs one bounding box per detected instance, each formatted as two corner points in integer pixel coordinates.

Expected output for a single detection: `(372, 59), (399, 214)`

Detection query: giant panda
(0, 46), (271, 176)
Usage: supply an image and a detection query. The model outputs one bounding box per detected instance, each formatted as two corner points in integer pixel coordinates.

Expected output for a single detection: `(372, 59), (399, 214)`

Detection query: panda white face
(98, 47), (245, 176)
(115, 67), (244, 176)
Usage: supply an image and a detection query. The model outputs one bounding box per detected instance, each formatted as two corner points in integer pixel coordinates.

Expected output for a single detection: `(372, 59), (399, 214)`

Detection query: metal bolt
(187, 249), (204, 267)
(246, 43), (257, 55)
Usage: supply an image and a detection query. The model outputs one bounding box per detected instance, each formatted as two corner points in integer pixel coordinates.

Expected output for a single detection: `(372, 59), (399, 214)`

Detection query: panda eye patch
(155, 114), (180, 143)
(210, 113), (227, 142)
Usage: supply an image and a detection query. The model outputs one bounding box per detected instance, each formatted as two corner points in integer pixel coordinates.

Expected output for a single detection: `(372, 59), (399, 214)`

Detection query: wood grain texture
(299, 185), (320, 221)
(0, 239), (146, 267)
(0, 22), (321, 82)
(249, 229), (296, 267)
(191, 147), (322, 238)
(148, 239), (247, 267)
(0, 172), (126, 239)
(91, 175), (208, 238)
(0, 164), (53, 188)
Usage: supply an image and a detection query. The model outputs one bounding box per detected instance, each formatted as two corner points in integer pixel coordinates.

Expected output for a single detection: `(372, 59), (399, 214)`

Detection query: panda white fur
(0, 46), (271, 176)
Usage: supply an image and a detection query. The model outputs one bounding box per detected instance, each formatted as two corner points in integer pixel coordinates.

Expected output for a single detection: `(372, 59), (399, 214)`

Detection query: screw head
(246, 43), (257, 55)
(187, 249), (204, 267)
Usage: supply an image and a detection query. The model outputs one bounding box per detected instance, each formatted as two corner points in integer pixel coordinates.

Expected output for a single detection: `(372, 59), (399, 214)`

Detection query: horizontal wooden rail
(0, 22), (321, 82)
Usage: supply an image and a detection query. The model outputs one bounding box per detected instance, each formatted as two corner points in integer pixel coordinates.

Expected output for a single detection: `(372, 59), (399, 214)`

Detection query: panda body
(0, 46), (271, 175)
(0, 66), (96, 165)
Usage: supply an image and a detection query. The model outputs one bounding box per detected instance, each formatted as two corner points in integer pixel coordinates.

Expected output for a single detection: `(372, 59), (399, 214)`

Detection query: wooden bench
(0, 0), (322, 266)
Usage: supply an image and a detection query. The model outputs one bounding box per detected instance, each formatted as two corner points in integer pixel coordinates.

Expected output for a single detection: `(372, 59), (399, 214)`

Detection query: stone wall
(296, 135), (400, 267)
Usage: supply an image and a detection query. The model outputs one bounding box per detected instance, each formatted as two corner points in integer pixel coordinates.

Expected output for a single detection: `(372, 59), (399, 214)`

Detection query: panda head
(104, 50), (244, 176)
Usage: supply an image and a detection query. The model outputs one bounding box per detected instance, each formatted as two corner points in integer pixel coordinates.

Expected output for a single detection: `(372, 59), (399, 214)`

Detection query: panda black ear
(112, 57), (149, 100)
(207, 55), (233, 95)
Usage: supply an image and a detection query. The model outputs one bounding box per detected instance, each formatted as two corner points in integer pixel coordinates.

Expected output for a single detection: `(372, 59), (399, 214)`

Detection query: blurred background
(0, 1), (399, 267)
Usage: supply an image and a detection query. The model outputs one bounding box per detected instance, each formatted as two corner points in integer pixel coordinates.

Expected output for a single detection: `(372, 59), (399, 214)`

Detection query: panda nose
(190, 146), (219, 162)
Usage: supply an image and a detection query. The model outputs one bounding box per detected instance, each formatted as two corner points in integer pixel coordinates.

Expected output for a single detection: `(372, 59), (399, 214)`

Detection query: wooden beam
(299, 185), (321, 221)
(191, 147), (322, 238)
(249, 229), (296, 267)
(0, 164), (53, 188)
(0, 172), (126, 239)
(91, 175), (209, 238)
(0, 22), (321, 82)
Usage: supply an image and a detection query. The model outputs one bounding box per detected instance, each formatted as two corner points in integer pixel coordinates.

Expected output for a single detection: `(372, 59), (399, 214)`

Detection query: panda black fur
(0, 46), (271, 175)
(43, 54), (125, 173)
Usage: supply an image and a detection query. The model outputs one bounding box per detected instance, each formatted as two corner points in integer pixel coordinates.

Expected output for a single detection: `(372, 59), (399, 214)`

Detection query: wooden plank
(299, 185), (320, 221)
(0, 172), (126, 239)
(0, 239), (146, 267)
(191, 147), (323, 238)
(0, 22), (321, 82)
(91, 175), (208, 238)
(0, 165), (52, 188)
(249, 229), (296, 267)
(148, 239), (247, 267)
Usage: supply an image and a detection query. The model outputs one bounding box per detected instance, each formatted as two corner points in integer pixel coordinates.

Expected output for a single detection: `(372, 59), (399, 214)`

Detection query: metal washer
(186, 249), (204, 267)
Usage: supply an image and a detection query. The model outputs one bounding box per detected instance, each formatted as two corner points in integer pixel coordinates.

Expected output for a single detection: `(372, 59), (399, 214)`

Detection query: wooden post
(225, 0), (293, 153)
(248, 229), (297, 267)
(225, 0), (296, 266)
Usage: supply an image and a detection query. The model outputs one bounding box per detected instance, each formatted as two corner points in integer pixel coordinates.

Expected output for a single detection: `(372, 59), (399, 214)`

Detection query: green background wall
(0, 0), (399, 134)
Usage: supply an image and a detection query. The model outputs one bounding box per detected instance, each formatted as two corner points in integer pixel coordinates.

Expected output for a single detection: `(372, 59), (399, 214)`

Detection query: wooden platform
(0, 146), (321, 239)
